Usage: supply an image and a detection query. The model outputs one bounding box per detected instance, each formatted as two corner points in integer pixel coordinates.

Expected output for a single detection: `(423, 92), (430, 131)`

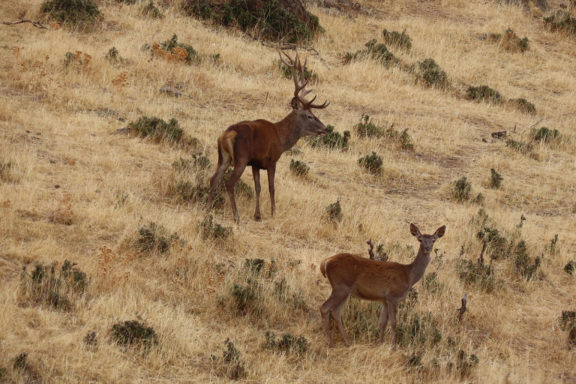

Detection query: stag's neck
(408, 246), (431, 286)
(276, 112), (303, 151)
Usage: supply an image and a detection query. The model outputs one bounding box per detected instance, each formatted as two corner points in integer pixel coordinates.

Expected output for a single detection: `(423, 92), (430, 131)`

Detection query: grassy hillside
(1, 0), (575, 382)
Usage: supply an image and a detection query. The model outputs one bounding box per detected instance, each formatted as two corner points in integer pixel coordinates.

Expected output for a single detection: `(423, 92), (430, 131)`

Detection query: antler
(279, 50), (329, 110)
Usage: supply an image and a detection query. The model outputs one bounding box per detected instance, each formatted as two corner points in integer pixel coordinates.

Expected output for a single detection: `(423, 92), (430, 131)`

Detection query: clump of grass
(307, 125), (350, 151)
(467, 85), (503, 104)
(358, 152), (383, 174)
(201, 215), (232, 240)
(230, 278), (263, 315)
(273, 277), (306, 310)
(182, 0), (321, 43)
(262, 332), (309, 356)
(477, 225), (509, 260)
(395, 307), (443, 348)
(141, 0), (164, 18)
(211, 340), (247, 380)
(513, 240), (541, 281)
(41, 0), (101, 28)
(172, 152), (211, 171)
(325, 199), (342, 222)
(500, 29), (529, 52)
(544, 10), (576, 35)
(64, 51), (92, 70)
(452, 176), (471, 202)
(505, 138), (534, 155)
(531, 126), (561, 143)
(456, 350), (480, 378)
(354, 114), (384, 138)
(110, 320), (158, 349)
(19, 260), (88, 311)
(135, 222), (180, 255)
(489, 169), (503, 189)
(342, 299), (382, 342)
(343, 39), (398, 67)
(382, 29), (412, 50)
(127, 116), (194, 146)
(151, 34), (201, 65)
(508, 98), (536, 114)
(105, 47), (124, 65)
(458, 258), (496, 292)
(289, 159), (309, 177)
(416, 59), (449, 89)
(564, 261), (575, 275)
(0, 161), (17, 183)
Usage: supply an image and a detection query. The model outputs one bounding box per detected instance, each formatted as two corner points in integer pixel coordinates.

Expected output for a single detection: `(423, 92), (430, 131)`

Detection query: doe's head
(410, 223), (446, 253)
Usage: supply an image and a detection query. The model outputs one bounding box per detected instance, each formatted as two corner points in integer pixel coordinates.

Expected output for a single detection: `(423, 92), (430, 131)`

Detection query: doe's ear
(434, 225), (446, 239)
(410, 223), (422, 238)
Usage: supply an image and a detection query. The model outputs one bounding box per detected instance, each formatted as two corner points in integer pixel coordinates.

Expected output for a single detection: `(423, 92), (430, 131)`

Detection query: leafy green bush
(182, 0), (321, 43)
(307, 125), (350, 150)
(41, 0), (101, 27)
(382, 29), (412, 50)
(111, 320), (158, 348)
(19, 260), (88, 310)
(358, 152), (383, 174)
(489, 168), (503, 189)
(128, 116), (189, 145)
(467, 85), (503, 104)
(417, 59), (448, 89)
(289, 159), (309, 177)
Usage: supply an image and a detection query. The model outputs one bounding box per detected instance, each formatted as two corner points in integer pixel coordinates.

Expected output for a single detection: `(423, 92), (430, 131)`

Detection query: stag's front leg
(252, 166), (262, 221)
(267, 164), (276, 216)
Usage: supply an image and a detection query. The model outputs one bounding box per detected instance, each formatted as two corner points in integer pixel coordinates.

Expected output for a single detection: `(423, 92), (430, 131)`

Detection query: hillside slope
(1, 0), (575, 382)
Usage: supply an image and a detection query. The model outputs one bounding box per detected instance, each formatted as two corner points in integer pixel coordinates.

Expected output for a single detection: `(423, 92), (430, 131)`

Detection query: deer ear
(434, 225), (446, 239)
(410, 223), (422, 238)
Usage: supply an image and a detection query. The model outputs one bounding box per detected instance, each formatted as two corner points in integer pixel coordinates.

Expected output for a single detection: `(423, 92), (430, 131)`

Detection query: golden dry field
(1, 0), (575, 382)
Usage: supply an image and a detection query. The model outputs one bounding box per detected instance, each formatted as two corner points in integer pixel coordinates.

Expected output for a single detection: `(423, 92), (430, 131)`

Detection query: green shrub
(513, 240), (541, 281)
(230, 279), (262, 315)
(136, 222), (180, 254)
(531, 127), (560, 143)
(544, 10), (576, 35)
(358, 152), (383, 174)
(307, 125), (350, 150)
(467, 85), (503, 104)
(158, 34), (201, 65)
(201, 215), (232, 240)
(382, 29), (412, 50)
(212, 340), (247, 380)
(457, 258), (496, 292)
(452, 176), (471, 202)
(417, 58), (448, 89)
(395, 308), (443, 348)
(111, 320), (158, 348)
(262, 332), (309, 355)
(354, 114), (384, 138)
(182, 0), (321, 43)
(477, 225), (509, 260)
(505, 138), (534, 155)
(41, 0), (101, 27)
(564, 261), (575, 275)
(489, 168), (503, 189)
(141, 0), (164, 18)
(19, 260), (88, 310)
(508, 98), (536, 114)
(343, 39), (398, 67)
(278, 60), (317, 83)
(325, 199), (342, 222)
(128, 116), (185, 144)
(289, 159), (309, 177)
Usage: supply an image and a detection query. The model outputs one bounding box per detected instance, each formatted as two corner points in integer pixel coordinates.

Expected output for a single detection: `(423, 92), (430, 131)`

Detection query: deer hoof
(254, 214), (262, 221)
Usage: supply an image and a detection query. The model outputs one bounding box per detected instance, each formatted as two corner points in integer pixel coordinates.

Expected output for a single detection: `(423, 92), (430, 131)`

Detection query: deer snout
(317, 126), (328, 135)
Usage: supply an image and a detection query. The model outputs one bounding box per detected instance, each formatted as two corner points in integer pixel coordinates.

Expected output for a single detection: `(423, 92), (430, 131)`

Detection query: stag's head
(410, 223), (446, 253)
(279, 50), (330, 136)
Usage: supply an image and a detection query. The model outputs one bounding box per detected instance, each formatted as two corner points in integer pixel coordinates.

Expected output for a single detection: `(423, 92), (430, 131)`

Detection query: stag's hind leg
(226, 160), (248, 224)
(208, 155), (231, 209)
(252, 167), (262, 221)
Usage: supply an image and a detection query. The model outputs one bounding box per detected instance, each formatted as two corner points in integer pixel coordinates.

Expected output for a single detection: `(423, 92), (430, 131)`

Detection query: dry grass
(1, 0), (575, 382)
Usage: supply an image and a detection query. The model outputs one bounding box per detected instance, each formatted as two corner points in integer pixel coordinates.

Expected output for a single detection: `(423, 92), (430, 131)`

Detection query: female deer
(320, 223), (446, 346)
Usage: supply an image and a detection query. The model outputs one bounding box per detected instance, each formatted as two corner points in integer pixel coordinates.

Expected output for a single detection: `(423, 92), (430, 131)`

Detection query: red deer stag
(320, 223), (446, 346)
(207, 51), (329, 223)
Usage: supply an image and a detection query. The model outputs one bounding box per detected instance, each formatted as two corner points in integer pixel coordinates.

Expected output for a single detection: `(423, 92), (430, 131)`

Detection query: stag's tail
(320, 258), (329, 278)
(217, 130), (237, 167)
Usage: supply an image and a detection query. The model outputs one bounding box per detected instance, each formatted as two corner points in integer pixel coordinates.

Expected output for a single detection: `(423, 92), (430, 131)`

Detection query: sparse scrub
(141, 1), (164, 18)
(544, 10), (576, 35)
(416, 59), (449, 89)
(324, 199), (342, 222)
(505, 138), (534, 155)
(564, 261), (575, 275)
(342, 299), (382, 342)
(127, 116), (198, 147)
(458, 258), (496, 292)
(395, 306), (443, 348)
(0, 161), (17, 183)
(452, 176), (471, 202)
(489, 29), (530, 53)
(358, 152), (383, 174)
(489, 168), (503, 189)
(354, 117), (415, 151)
(64, 51), (92, 71)
(531, 126), (560, 143)
(262, 331), (309, 355)
(307, 125), (350, 150)
(467, 85), (503, 104)
(289, 159), (309, 177)
(343, 39), (398, 66)
(105, 47), (124, 65)
(201, 215), (232, 240)
(354, 114), (384, 138)
(212, 340), (247, 380)
(110, 320), (158, 349)
(40, 0), (101, 27)
(135, 222), (180, 254)
(19, 260), (88, 311)
(172, 152), (211, 171)
(273, 277), (306, 310)
(508, 98), (536, 114)
(150, 34), (201, 65)
(456, 350), (480, 378)
(513, 240), (541, 281)
(382, 29), (412, 50)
